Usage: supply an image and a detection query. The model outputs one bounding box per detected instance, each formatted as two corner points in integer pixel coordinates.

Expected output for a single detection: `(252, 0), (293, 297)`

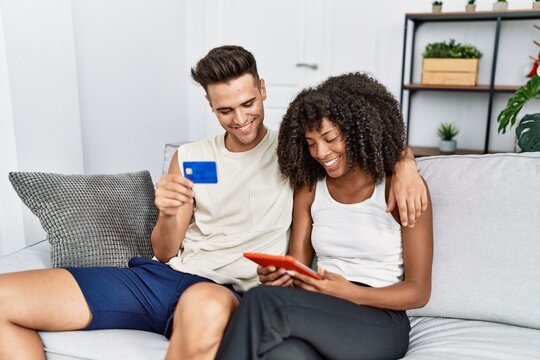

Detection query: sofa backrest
(408, 153), (540, 330)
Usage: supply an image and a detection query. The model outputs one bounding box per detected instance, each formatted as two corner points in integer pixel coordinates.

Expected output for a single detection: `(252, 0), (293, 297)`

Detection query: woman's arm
(291, 178), (433, 310)
(287, 186), (316, 265)
(257, 185), (315, 285)
(350, 177), (433, 309)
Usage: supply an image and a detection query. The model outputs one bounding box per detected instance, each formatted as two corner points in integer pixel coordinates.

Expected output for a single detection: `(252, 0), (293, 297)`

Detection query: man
(0, 45), (427, 360)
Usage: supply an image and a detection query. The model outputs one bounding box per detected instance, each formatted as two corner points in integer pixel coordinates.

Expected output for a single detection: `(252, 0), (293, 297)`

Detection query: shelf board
(404, 84), (519, 93)
(410, 146), (486, 157)
(406, 9), (540, 22)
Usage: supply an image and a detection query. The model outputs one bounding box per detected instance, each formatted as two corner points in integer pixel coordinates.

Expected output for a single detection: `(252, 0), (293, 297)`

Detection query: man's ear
(259, 79), (267, 101)
(205, 94), (214, 112)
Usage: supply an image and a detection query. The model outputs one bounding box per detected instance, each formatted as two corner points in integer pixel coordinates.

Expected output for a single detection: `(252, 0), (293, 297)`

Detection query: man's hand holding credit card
(183, 161), (218, 184)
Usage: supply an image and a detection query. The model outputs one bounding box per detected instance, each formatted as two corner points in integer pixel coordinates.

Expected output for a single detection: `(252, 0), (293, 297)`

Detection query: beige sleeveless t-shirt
(167, 129), (293, 291)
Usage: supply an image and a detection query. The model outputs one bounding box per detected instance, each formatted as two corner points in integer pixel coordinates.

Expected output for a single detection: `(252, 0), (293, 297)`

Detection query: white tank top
(311, 178), (403, 288)
(167, 129), (293, 292)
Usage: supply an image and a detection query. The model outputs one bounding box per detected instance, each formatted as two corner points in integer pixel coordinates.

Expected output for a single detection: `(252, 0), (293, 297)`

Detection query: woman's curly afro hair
(277, 72), (405, 190)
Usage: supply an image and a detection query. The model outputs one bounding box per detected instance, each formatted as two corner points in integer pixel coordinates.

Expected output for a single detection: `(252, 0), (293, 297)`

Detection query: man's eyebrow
(215, 97), (256, 112)
(241, 97), (256, 105)
(215, 106), (232, 112)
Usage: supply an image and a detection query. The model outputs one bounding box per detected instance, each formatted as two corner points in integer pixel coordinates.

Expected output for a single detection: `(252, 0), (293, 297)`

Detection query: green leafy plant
(497, 0), (507, 2)
(432, 1), (443, 5)
(437, 122), (459, 140)
(467, 0), (476, 4)
(497, 75), (540, 152)
(423, 39), (482, 59)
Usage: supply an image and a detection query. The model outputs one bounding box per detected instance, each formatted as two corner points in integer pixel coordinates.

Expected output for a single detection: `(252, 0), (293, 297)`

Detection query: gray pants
(217, 285), (410, 360)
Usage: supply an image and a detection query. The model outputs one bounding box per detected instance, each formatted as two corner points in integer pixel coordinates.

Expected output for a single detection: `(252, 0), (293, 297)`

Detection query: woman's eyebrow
(305, 129), (335, 140)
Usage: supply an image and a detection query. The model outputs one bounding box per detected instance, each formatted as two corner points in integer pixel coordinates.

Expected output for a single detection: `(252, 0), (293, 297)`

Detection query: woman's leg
(265, 338), (325, 360)
(0, 269), (92, 360)
(217, 285), (410, 360)
(166, 282), (240, 360)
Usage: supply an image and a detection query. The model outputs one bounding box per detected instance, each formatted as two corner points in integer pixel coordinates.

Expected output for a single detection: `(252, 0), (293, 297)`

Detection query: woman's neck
(326, 167), (376, 204)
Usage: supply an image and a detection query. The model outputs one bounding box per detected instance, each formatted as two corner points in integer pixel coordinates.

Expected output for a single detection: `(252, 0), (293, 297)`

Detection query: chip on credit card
(183, 161), (218, 184)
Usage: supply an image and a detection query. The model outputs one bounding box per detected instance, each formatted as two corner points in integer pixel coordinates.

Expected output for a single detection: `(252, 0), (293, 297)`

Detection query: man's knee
(174, 282), (238, 334)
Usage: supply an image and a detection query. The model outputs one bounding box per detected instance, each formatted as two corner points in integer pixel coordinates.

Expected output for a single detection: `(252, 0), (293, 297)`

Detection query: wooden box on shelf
(421, 58), (479, 86)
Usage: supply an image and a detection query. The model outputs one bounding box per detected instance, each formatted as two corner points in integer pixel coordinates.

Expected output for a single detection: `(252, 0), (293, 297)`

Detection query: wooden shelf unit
(400, 9), (540, 154)
(404, 84), (519, 93)
(411, 146), (485, 157)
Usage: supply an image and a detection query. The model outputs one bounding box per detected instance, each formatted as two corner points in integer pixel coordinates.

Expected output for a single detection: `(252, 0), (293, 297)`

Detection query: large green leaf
(516, 113), (540, 152)
(497, 75), (540, 134)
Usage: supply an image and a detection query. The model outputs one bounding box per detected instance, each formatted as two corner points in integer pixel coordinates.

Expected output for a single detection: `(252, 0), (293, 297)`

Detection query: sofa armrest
(0, 240), (50, 274)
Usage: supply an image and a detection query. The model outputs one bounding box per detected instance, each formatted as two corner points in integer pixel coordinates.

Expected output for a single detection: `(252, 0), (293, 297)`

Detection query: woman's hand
(289, 268), (356, 299)
(257, 266), (294, 287)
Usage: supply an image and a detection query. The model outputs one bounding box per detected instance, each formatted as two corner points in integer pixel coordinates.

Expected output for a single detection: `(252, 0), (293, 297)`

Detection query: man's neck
(224, 126), (268, 153)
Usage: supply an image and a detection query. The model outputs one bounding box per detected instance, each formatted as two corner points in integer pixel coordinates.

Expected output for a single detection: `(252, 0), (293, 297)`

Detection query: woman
(216, 73), (433, 360)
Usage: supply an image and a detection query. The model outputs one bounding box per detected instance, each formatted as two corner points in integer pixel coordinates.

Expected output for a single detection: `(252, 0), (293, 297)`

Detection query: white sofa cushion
(41, 330), (167, 360)
(409, 153), (540, 330)
(404, 317), (540, 359)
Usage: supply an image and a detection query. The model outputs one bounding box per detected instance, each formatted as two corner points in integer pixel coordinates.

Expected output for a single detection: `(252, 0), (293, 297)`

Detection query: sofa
(1, 152), (539, 359)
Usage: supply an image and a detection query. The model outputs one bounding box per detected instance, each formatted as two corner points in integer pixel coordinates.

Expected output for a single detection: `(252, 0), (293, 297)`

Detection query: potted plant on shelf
(437, 122), (459, 153)
(466, 0), (477, 12)
(493, 0), (508, 11)
(534, 0), (540, 10)
(422, 39), (483, 86)
(497, 75), (540, 152)
(432, 1), (443, 13)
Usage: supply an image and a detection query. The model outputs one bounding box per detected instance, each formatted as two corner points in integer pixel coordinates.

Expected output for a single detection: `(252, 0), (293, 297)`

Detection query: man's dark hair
(277, 72), (405, 190)
(191, 45), (260, 91)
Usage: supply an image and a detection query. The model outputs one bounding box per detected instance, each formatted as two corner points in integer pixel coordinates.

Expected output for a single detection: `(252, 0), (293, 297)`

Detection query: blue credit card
(183, 161), (218, 184)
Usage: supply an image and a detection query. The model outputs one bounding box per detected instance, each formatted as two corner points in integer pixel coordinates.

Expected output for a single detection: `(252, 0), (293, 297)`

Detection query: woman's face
(304, 117), (349, 178)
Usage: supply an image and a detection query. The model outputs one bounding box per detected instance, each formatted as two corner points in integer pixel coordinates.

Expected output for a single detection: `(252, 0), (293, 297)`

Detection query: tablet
(243, 252), (321, 280)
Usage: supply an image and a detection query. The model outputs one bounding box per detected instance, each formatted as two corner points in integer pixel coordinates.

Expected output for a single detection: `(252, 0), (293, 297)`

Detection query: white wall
(0, 0), (84, 253)
(0, 3), (24, 255)
(71, 0), (189, 181)
(0, 0), (189, 255)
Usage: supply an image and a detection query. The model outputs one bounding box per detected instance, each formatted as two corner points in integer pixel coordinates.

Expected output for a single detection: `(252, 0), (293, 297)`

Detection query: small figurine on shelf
(524, 26), (540, 78)
(432, 1), (443, 13)
(466, 0), (477, 12)
(534, 0), (540, 10)
(493, 0), (508, 11)
(437, 122), (459, 154)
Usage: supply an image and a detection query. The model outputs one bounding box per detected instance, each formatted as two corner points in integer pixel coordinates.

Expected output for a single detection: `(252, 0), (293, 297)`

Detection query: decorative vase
(432, 5), (442, 13)
(534, 2), (540, 10)
(493, 1), (508, 11)
(439, 140), (457, 154)
(466, 4), (477, 12)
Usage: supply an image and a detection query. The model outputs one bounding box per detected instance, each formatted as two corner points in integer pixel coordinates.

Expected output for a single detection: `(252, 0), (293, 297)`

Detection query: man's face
(206, 73), (267, 152)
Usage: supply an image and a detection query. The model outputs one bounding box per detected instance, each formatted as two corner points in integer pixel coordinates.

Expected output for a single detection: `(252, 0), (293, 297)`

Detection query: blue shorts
(66, 257), (242, 338)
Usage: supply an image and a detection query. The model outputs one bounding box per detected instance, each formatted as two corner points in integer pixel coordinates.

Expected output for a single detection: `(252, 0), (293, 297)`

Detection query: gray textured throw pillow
(9, 171), (158, 268)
